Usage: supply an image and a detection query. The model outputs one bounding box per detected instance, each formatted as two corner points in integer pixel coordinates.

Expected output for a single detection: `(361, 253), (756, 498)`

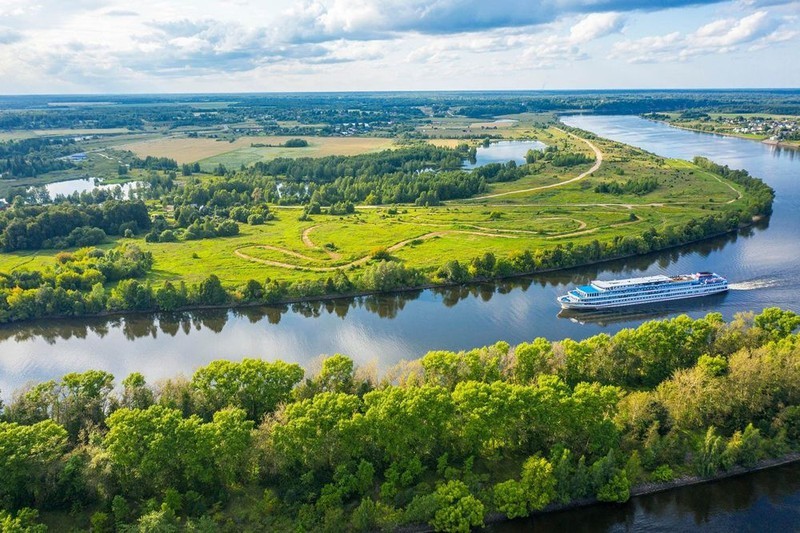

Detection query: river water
(489, 462), (800, 532)
(0, 116), (798, 395)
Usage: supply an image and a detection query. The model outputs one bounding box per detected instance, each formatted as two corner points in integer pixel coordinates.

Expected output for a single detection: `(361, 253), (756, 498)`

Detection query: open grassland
(0, 128), (132, 141)
(0, 131), (749, 289)
(118, 135), (397, 165)
(417, 114), (549, 140)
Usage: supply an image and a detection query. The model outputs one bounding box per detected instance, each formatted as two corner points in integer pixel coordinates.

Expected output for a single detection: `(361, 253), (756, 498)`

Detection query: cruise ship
(557, 272), (728, 310)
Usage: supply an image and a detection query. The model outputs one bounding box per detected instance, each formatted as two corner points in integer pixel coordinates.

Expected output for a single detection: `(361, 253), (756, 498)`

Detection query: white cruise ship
(557, 272), (728, 310)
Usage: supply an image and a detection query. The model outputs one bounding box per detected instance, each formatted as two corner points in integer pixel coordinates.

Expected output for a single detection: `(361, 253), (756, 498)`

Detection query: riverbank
(643, 117), (800, 150)
(473, 452), (800, 531)
(0, 216), (762, 328)
(10, 308), (800, 532)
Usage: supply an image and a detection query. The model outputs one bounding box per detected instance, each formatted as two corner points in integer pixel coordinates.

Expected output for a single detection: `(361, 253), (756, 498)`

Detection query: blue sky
(0, 0), (797, 93)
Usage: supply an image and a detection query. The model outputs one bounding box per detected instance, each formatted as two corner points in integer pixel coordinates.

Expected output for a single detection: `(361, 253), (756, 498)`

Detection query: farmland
(118, 135), (397, 168)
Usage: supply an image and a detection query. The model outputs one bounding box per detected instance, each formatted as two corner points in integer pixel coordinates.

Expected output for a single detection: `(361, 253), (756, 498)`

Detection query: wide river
(2, 114), (799, 529)
(1, 115), (798, 396)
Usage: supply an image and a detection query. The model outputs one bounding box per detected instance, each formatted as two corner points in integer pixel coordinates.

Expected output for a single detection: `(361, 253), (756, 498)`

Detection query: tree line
(0, 138), (77, 178)
(0, 192), (774, 325)
(0, 201), (151, 251)
(0, 309), (799, 531)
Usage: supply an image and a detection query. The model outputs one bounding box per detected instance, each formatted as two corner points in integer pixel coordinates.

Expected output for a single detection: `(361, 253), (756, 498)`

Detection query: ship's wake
(728, 278), (782, 291)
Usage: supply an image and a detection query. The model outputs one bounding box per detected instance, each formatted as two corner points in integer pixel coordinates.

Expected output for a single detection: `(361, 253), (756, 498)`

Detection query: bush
(247, 214), (265, 225)
(284, 138), (309, 148)
(159, 230), (177, 242)
(651, 465), (674, 482)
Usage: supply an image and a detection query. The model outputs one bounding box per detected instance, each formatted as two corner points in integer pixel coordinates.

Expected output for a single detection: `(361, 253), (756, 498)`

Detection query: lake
(41, 177), (143, 199)
(462, 139), (546, 168)
(1, 115), (798, 397)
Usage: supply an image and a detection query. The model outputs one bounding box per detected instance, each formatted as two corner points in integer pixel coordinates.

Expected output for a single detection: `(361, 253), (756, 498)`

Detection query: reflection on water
(1, 115), (799, 397)
(41, 178), (143, 198)
(462, 140), (546, 168)
(489, 462), (800, 532)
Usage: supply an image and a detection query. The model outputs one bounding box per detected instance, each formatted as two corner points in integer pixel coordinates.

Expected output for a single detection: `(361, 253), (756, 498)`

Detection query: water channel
(1, 115), (798, 396)
(2, 114), (799, 529)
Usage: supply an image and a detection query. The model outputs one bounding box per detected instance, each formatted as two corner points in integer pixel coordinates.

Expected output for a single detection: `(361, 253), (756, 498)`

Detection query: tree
(754, 307), (800, 341)
(520, 456), (557, 510)
(0, 420), (68, 510)
(195, 274), (228, 306)
(316, 354), (356, 394)
(58, 370), (115, 441)
(492, 480), (528, 519)
(430, 480), (484, 533)
(191, 359), (304, 421)
(103, 406), (216, 499)
(121, 373), (154, 410)
(206, 408), (254, 487)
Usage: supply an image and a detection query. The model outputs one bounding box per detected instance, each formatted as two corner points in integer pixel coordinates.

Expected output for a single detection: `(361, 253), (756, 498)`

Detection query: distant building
(0, 198), (9, 210)
(66, 153), (88, 162)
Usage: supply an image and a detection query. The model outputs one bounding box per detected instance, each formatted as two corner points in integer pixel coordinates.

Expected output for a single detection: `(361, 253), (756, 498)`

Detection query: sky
(0, 0), (798, 94)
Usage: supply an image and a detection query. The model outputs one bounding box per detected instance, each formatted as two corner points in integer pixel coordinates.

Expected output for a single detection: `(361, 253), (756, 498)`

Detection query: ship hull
(558, 285), (728, 310)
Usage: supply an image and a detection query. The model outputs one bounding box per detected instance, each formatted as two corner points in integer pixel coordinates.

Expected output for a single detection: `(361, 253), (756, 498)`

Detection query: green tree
(121, 372), (154, 410)
(191, 359), (304, 421)
(194, 274), (228, 306)
(430, 480), (484, 533)
(0, 420), (68, 510)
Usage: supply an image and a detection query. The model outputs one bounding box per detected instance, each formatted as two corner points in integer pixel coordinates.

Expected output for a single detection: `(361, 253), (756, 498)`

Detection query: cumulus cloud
(276, 0), (725, 41)
(569, 12), (625, 43)
(1, 0), (798, 91)
(611, 10), (796, 62)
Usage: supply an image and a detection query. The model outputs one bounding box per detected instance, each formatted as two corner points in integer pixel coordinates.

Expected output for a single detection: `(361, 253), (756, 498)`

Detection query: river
(488, 462), (800, 532)
(1, 115), (798, 396)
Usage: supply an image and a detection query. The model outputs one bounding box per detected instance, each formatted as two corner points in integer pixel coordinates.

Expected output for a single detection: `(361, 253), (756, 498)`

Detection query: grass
(117, 135), (397, 165)
(0, 126), (755, 292)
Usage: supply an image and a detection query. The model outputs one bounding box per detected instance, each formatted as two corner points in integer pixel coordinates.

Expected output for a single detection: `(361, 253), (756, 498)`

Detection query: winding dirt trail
(464, 130), (603, 201)
(234, 230), (518, 272)
(302, 225), (343, 260)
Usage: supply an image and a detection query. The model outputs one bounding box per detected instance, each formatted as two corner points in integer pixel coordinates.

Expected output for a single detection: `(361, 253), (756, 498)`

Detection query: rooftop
(592, 274), (672, 289)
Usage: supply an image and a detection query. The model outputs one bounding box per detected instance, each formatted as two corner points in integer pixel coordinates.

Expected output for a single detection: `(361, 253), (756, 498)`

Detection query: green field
(0, 126), (751, 290)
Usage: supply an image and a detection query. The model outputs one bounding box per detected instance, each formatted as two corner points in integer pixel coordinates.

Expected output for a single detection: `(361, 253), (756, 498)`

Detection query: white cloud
(569, 12), (625, 43)
(611, 9), (796, 62)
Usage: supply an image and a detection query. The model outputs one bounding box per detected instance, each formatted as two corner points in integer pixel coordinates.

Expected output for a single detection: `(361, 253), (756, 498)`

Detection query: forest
(1, 309), (799, 531)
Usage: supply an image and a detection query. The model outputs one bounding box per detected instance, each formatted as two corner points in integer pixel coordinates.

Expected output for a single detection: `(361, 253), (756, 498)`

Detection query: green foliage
(651, 465), (674, 482)
(0, 508), (47, 532)
(191, 358), (303, 421)
(0, 420), (68, 510)
(1, 312), (799, 529)
(754, 307), (800, 341)
(430, 480), (484, 533)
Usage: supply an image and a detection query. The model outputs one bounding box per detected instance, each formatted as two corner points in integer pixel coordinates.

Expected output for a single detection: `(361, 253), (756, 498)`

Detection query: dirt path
(302, 225), (343, 260)
(464, 130), (603, 201)
(234, 230), (518, 272)
(708, 175), (743, 204)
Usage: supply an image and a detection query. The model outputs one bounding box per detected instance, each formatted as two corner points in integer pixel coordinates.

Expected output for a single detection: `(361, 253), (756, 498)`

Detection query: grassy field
(0, 126), (751, 290)
(118, 135), (398, 166)
(0, 128), (132, 141)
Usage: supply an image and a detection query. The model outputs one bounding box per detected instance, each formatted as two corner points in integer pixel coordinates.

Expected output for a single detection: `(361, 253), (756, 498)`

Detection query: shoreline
(396, 453), (800, 532)
(481, 453), (800, 529)
(643, 117), (800, 150)
(0, 221), (758, 329)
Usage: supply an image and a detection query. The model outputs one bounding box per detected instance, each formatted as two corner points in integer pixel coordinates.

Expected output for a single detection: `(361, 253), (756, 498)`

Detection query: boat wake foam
(728, 278), (781, 291)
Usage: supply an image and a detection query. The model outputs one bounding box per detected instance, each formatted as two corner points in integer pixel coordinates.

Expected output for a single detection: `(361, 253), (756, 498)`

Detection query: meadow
(0, 124), (748, 291)
(118, 135), (397, 168)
